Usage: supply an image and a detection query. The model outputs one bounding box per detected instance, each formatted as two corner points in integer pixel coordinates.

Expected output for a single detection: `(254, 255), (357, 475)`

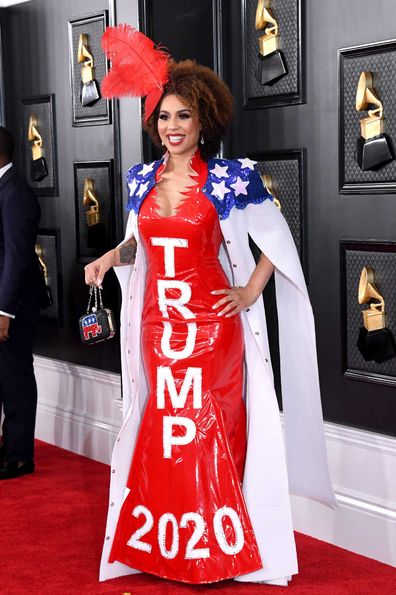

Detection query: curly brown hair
(143, 60), (233, 160)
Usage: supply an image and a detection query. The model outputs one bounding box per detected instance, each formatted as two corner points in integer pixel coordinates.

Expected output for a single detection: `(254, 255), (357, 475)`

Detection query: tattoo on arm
(114, 235), (137, 266)
(119, 242), (137, 264)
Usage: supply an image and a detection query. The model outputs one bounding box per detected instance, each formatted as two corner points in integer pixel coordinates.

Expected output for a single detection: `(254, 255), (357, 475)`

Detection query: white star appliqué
(211, 180), (230, 201)
(136, 180), (150, 198)
(238, 157), (257, 170)
(128, 178), (138, 196)
(138, 162), (155, 176)
(230, 177), (249, 196)
(210, 163), (229, 178)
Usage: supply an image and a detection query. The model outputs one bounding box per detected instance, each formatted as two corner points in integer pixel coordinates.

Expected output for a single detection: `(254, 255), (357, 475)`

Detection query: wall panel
(225, 0), (396, 437)
(2, 0), (124, 372)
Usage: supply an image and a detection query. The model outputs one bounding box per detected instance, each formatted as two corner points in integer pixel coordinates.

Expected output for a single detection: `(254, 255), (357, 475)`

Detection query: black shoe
(0, 459), (35, 479)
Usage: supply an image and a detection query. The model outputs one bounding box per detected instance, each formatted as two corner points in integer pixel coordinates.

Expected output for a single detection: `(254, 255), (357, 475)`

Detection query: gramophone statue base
(87, 222), (107, 252)
(81, 80), (100, 107)
(31, 157), (48, 182)
(255, 50), (287, 86)
(355, 134), (393, 171)
(357, 326), (396, 363)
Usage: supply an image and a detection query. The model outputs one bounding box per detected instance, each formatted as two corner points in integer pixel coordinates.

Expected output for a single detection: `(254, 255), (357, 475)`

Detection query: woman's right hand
(84, 250), (115, 286)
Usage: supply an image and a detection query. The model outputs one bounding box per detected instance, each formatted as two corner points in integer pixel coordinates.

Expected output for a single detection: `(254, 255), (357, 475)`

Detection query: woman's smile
(167, 134), (185, 146)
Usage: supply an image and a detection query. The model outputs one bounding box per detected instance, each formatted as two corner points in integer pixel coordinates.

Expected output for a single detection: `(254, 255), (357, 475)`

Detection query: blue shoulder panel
(126, 159), (163, 213)
(201, 157), (273, 220)
(126, 155), (273, 219)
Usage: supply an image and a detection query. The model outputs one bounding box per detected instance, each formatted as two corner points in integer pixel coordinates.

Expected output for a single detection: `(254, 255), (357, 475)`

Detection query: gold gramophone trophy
(355, 71), (393, 171)
(83, 178), (106, 251)
(262, 174), (281, 209)
(28, 115), (48, 182)
(254, 0), (287, 86)
(78, 33), (100, 106)
(356, 266), (395, 363)
(35, 244), (53, 308)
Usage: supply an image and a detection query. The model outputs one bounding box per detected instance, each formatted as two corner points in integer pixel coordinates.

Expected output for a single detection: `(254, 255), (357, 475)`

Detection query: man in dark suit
(0, 126), (42, 479)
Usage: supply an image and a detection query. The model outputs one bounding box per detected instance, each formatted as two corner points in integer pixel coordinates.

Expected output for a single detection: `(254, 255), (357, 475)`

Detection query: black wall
(2, 0), (122, 373)
(224, 0), (396, 437)
(2, 0), (396, 436)
(140, 0), (216, 65)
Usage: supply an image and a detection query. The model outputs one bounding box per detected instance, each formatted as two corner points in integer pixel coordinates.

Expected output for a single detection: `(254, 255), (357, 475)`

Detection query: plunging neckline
(152, 149), (206, 219)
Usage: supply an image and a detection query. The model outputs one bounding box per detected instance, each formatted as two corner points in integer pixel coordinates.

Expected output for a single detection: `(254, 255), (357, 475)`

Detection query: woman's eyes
(158, 113), (191, 120)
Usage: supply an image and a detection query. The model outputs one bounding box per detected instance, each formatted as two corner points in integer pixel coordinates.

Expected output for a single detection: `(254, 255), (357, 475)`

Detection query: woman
(86, 25), (335, 586)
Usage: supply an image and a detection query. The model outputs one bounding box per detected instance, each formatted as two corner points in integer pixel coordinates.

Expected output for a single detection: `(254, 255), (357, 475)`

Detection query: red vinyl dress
(109, 151), (262, 583)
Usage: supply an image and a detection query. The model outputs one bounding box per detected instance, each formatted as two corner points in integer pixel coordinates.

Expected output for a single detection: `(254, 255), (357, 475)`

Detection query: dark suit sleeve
(0, 179), (41, 315)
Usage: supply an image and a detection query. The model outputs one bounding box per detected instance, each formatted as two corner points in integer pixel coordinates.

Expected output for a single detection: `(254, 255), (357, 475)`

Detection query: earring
(161, 141), (165, 146)
(200, 135), (205, 145)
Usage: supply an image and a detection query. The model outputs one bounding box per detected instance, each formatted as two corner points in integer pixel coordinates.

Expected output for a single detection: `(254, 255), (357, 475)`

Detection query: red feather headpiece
(101, 24), (170, 121)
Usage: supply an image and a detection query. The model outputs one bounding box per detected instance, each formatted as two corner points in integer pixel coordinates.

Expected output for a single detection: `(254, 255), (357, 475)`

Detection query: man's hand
(0, 315), (10, 342)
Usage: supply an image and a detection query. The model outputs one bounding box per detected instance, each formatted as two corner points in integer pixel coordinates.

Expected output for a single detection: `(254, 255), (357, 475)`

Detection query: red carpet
(1, 441), (395, 594)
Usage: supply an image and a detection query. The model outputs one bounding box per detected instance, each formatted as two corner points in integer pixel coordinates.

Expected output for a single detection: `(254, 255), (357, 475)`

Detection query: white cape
(99, 199), (336, 583)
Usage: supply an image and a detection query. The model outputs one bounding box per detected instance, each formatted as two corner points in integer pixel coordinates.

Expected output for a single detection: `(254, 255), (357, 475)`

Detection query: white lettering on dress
(157, 280), (195, 319)
(126, 505), (245, 558)
(161, 321), (197, 360)
(154, 237), (201, 461)
(157, 366), (202, 410)
(151, 237), (188, 278)
(163, 416), (197, 458)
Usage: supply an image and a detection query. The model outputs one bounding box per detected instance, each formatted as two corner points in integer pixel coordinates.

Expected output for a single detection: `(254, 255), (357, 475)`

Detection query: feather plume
(145, 87), (165, 122)
(101, 24), (169, 103)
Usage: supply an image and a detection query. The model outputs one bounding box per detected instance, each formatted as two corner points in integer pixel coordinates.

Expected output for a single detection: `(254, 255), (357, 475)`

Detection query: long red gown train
(109, 152), (262, 583)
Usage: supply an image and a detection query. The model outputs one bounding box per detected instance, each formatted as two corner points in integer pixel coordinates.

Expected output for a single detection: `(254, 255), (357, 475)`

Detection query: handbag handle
(87, 285), (104, 314)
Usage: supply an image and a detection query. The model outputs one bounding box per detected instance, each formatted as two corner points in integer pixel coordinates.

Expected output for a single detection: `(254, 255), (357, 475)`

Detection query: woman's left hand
(211, 286), (260, 317)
